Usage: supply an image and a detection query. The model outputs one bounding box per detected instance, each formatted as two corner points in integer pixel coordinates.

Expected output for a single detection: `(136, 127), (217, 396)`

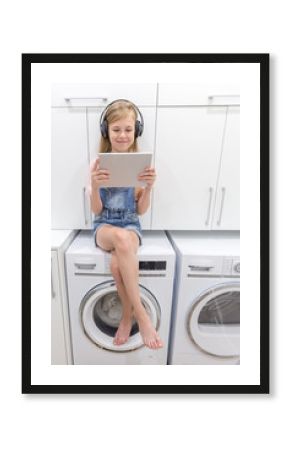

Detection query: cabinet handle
(83, 187), (89, 225)
(208, 94), (240, 105)
(208, 95), (240, 99)
(64, 97), (108, 102)
(51, 257), (56, 299)
(217, 187), (226, 226)
(205, 187), (213, 226)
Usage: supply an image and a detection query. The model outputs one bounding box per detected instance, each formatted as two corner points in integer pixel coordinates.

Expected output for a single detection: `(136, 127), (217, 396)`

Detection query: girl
(90, 99), (163, 350)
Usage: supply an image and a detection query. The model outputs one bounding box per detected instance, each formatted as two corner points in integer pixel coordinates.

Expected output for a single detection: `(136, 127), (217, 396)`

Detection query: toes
(144, 339), (153, 349)
(114, 337), (125, 345)
(113, 333), (124, 345)
(156, 338), (163, 348)
(144, 336), (163, 350)
(155, 340), (162, 349)
(113, 330), (130, 345)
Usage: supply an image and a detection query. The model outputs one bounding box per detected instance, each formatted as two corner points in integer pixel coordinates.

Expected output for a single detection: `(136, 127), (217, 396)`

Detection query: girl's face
(108, 114), (135, 152)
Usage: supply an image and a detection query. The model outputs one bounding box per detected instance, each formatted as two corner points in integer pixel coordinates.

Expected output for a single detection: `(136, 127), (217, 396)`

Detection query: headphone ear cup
(100, 119), (108, 138)
(135, 120), (143, 137)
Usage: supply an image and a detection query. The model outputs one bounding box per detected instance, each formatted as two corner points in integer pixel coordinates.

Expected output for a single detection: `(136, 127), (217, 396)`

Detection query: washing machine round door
(80, 280), (161, 352)
(187, 282), (240, 357)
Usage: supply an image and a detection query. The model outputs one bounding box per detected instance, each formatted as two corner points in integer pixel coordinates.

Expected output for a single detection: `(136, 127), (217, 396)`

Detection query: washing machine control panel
(232, 259), (240, 274)
(139, 260), (167, 270)
(222, 257), (233, 274)
(187, 256), (240, 276)
(223, 257), (240, 276)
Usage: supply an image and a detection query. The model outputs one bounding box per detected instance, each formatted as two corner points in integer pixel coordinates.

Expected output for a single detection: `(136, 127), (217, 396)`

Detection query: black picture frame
(22, 53), (269, 394)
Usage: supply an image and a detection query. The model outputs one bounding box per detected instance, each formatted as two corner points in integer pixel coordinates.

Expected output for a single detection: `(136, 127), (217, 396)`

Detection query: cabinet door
(51, 251), (67, 364)
(212, 107), (240, 230)
(51, 108), (91, 229)
(158, 83), (240, 106)
(152, 107), (227, 229)
(87, 107), (157, 230)
(52, 83), (157, 107)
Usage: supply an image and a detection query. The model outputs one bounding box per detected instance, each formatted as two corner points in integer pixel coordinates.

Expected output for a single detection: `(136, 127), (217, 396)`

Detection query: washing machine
(167, 231), (240, 365)
(65, 230), (175, 364)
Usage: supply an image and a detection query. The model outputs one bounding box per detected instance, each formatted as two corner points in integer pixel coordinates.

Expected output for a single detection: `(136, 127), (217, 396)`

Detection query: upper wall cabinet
(158, 83), (240, 106)
(51, 83), (157, 107)
(151, 83), (240, 230)
(211, 106), (240, 230)
(51, 83), (239, 231)
(151, 106), (228, 230)
(51, 107), (91, 229)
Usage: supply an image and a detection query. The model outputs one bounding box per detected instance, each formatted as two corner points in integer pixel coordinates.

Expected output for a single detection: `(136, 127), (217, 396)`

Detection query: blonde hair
(99, 100), (139, 153)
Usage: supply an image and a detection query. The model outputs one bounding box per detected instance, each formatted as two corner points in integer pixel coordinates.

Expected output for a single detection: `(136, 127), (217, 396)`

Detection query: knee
(113, 229), (133, 254)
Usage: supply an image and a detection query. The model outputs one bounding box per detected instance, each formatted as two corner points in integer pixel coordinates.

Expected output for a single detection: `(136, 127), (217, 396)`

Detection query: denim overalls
(93, 187), (142, 246)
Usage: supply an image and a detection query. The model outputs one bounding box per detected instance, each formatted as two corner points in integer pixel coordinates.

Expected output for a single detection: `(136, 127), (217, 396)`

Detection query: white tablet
(98, 152), (153, 187)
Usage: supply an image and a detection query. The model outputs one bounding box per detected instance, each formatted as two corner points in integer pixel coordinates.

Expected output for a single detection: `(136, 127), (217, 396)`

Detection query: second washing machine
(167, 231), (240, 365)
(66, 230), (175, 364)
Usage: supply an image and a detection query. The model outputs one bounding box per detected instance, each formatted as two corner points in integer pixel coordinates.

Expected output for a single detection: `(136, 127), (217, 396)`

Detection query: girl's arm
(136, 167), (156, 215)
(90, 188), (103, 215)
(136, 186), (153, 215)
(90, 158), (109, 214)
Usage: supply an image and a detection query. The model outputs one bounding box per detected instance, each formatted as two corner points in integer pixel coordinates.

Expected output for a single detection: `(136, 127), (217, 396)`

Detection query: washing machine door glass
(80, 281), (161, 352)
(188, 282), (240, 357)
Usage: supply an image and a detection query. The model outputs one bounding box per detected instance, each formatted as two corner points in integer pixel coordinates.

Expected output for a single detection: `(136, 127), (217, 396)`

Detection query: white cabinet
(151, 83), (240, 230)
(51, 230), (77, 364)
(158, 83), (240, 106)
(51, 84), (157, 230)
(212, 107), (240, 229)
(51, 83), (157, 107)
(51, 83), (239, 231)
(51, 108), (91, 229)
(152, 106), (228, 229)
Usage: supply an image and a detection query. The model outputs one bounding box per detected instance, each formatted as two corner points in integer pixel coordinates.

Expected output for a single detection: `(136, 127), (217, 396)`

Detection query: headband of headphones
(99, 99), (144, 139)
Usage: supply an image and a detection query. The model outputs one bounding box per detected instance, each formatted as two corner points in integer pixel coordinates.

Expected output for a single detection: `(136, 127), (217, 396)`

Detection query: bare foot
(113, 317), (132, 345)
(137, 315), (163, 350)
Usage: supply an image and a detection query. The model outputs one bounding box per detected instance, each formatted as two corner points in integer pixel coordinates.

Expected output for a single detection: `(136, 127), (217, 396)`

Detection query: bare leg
(110, 251), (133, 345)
(96, 225), (163, 349)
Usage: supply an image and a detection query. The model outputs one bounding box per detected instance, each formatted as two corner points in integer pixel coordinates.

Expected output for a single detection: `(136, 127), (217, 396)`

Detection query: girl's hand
(90, 158), (110, 189)
(138, 166), (156, 188)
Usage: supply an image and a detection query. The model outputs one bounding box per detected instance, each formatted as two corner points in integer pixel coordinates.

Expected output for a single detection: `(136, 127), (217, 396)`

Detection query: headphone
(99, 99), (144, 139)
